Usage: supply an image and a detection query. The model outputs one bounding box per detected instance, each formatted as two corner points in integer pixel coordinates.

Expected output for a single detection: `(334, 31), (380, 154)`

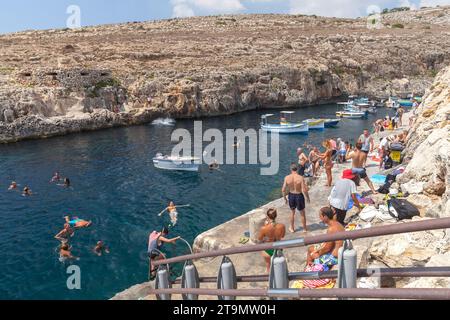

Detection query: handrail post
(337, 240), (357, 299)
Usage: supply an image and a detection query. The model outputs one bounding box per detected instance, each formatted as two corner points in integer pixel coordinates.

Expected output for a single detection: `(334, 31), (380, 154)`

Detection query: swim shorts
(288, 193), (306, 211)
(352, 167), (368, 179)
(265, 249), (275, 257)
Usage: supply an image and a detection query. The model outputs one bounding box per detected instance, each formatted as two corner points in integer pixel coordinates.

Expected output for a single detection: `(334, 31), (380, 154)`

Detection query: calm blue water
(0, 104), (394, 299)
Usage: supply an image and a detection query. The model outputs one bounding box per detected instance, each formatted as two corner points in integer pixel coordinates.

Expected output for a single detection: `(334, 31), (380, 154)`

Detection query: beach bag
(387, 199), (420, 221)
(384, 157), (394, 170)
(390, 142), (405, 152)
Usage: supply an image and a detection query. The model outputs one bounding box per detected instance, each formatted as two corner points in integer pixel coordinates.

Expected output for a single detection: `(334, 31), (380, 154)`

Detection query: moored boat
(305, 119), (325, 130)
(261, 113), (309, 134)
(153, 153), (201, 172)
(323, 119), (341, 128)
(336, 110), (367, 119)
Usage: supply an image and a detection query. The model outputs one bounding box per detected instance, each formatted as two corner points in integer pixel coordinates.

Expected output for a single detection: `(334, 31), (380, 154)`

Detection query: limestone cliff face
(398, 65), (450, 218)
(1, 7), (450, 142)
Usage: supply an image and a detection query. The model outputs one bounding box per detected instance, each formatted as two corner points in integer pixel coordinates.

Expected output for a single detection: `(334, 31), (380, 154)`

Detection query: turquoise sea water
(0, 104), (395, 299)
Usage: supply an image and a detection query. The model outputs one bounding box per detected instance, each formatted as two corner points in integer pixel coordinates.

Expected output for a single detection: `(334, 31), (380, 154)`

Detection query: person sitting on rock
(306, 207), (344, 269)
(257, 208), (286, 273)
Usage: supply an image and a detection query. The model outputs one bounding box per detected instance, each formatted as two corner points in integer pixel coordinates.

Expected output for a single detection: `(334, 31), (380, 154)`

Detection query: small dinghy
(153, 153), (200, 172)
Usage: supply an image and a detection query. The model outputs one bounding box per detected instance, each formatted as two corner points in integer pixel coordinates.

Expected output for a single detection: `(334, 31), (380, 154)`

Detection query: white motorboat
(153, 153), (201, 172)
(336, 110), (368, 119)
(261, 112), (309, 134)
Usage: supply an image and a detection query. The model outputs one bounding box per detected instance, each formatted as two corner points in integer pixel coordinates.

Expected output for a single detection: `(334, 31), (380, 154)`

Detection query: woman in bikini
(257, 209), (286, 273)
(319, 140), (334, 187)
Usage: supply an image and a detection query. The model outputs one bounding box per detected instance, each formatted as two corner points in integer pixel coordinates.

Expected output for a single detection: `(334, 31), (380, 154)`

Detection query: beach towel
(294, 264), (335, 289)
(371, 174), (387, 185)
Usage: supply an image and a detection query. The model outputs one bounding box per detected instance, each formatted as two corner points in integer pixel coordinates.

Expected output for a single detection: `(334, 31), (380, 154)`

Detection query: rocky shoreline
(2, 6), (450, 143)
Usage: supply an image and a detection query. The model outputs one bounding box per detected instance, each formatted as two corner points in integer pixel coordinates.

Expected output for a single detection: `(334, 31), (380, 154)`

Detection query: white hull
(336, 111), (366, 119)
(153, 157), (200, 172)
(261, 123), (309, 134)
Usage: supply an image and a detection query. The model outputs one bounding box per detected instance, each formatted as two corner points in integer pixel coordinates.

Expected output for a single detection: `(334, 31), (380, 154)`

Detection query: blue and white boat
(261, 112), (309, 134)
(153, 153), (201, 172)
(323, 119), (341, 128)
(336, 110), (368, 119)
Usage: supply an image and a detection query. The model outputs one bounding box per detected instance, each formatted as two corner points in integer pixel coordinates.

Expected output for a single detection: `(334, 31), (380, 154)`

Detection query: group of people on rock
(256, 118), (411, 273)
(374, 107), (405, 133)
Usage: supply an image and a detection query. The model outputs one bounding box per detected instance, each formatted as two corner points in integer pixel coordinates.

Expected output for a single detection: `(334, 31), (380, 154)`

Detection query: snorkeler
(64, 215), (92, 229)
(93, 241), (110, 256)
(158, 202), (190, 227)
(55, 223), (75, 243)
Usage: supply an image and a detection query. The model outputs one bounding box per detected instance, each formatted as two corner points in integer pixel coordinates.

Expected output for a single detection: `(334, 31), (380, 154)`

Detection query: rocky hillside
(366, 65), (450, 290)
(1, 7), (450, 142)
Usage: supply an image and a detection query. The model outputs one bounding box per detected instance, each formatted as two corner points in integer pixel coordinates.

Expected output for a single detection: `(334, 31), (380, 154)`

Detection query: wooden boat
(305, 119), (325, 130)
(323, 119), (341, 128)
(261, 112), (309, 134)
(153, 154), (200, 172)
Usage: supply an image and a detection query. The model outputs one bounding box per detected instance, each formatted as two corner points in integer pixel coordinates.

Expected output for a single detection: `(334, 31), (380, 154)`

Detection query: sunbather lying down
(306, 207), (344, 269)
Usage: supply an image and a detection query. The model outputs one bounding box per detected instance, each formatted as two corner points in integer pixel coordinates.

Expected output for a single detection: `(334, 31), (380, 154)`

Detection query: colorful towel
(292, 264), (335, 289)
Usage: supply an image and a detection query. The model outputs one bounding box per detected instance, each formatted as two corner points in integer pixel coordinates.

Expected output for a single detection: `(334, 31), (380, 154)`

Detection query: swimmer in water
(64, 215), (92, 229)
(209, 160), (220, 171)
(60, 243), (78, 261)
(63, 178), (71, 188)
(22, 187), (32, 196)
(93, 241), (110, 256)
(55, 223), (75, 243)
(158, 202), (190, 227)
(8, 181), (18, 190)
(50, 172), (61, 183)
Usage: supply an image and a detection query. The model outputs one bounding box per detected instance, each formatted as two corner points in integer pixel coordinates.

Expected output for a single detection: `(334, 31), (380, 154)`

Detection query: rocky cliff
(366, 65), (450, 290)
(1, 7), (450, 142)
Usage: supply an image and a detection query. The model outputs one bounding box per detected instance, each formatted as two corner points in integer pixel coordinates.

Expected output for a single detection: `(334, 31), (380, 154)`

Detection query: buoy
(181, 261), (200, 300)
(217, 256), (237, 300)
(269, 250), (289, 300)
(155, 265), (171, 300)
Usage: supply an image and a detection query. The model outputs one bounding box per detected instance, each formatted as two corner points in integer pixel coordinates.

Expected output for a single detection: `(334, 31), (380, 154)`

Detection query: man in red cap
(328, 169), (362, 226)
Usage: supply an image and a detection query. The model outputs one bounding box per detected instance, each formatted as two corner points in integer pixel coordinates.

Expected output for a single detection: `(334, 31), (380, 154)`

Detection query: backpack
(390, 142), (405, 152)
(384, 157), (394, 170)
(387, 199), (420, 221)
(378, 174), (397, 194)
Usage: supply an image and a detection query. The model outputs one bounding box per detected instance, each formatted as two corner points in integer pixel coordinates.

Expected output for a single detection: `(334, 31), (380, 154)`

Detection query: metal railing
(149, 217), (450, 300)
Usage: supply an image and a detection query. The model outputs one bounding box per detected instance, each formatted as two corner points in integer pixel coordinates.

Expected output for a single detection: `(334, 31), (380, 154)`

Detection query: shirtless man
(257, 208), (286, 273)
(357, 129), (374, 167)
(308, 147), (321, 177)
(346, 142), (377, 194)
(306, 207), (344, 268)
(93, 241), (110, 256)
(282, 163), (311, 233)
(8, 181), (17, 190)
(54, 223), (75, 243)
(297, 148), (309, 176)
(60, 243), (78, 261)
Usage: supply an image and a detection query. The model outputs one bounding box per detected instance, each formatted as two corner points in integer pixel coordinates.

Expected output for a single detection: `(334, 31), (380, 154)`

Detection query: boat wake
(151, 118), (176, 126)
